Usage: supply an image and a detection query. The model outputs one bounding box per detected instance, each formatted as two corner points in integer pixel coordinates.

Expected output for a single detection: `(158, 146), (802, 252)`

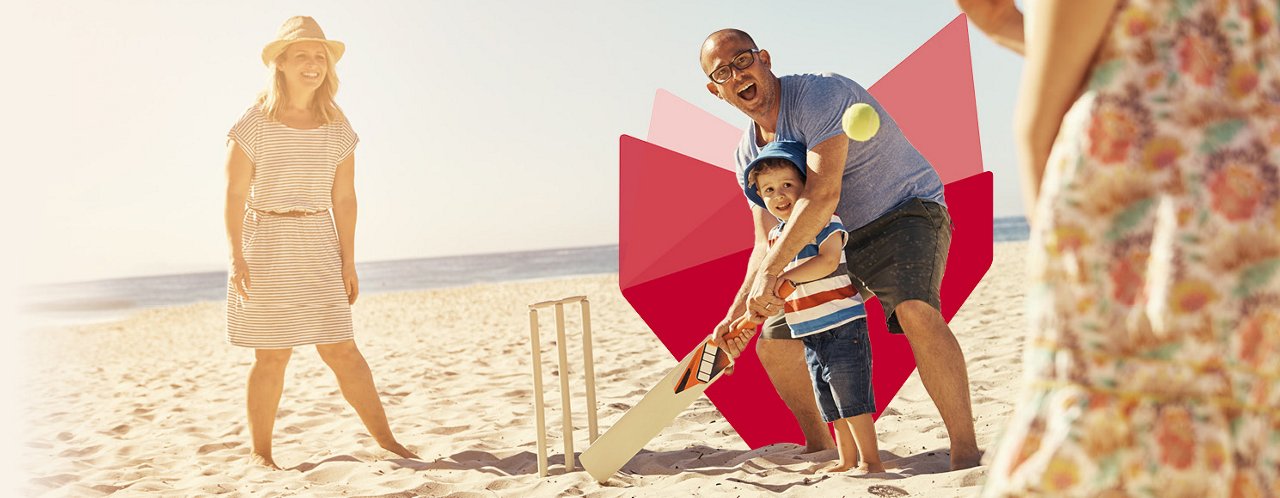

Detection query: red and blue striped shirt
(768, 215), (867, 338)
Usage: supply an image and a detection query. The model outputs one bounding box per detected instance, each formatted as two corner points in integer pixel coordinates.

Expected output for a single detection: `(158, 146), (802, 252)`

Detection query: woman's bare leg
(316, 340), (418, 459)
(248, 348), (293, 469)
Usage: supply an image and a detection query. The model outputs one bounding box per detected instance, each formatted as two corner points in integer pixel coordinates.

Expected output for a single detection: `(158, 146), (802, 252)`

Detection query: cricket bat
(579, 281), (795, 482)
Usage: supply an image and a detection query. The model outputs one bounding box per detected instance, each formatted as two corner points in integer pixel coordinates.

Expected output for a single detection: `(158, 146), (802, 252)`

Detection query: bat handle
(721, 279), (796, 342)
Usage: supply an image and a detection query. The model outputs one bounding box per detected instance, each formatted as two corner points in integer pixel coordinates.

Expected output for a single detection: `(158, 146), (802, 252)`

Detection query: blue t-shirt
(735, 73), (945, 231)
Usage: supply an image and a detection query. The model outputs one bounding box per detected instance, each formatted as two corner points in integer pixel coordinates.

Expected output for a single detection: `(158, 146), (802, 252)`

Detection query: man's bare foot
(950, 447), (981, 471)
(856, 461), (886, 474)
(821, 462), (856, 473)
(250, 452), (281, 470)
(381, 441), (420, 459)
(802, 441), (836, 454)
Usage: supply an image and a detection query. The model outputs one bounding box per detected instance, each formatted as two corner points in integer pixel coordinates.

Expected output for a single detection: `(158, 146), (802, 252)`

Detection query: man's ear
(758, 49), (771, 68)
(706, 81), (722, 99)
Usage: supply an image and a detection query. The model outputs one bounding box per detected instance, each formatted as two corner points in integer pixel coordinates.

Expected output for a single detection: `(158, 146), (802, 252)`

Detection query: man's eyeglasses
(707, 49), (761, 84)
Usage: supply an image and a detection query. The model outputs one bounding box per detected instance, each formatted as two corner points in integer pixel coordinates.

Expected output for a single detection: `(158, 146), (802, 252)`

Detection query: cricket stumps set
(527, 295), (598, 478)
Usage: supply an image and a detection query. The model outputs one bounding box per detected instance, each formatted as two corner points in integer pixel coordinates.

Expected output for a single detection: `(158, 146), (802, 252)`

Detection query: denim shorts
(844, 198), (952, 334)
(801, 318), (875, 423)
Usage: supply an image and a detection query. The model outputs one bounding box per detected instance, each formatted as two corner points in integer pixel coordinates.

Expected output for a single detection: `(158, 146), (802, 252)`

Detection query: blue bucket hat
(743, 140), (808, 209)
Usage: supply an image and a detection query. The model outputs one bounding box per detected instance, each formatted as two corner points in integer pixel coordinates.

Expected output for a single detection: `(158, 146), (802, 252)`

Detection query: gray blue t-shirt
(735, 72), (945, 231)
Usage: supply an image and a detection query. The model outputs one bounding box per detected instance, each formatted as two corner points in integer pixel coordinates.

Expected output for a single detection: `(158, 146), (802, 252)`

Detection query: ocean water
(993, 216), (1031, 242)
(25, 217), (1030, 326)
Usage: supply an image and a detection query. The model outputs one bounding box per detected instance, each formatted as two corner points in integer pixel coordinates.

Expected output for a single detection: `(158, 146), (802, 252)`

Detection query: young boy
(742, 140), (884, 474)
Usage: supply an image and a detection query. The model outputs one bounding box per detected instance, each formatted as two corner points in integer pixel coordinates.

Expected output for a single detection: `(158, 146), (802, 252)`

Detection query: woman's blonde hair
(256, 43), (346, 124)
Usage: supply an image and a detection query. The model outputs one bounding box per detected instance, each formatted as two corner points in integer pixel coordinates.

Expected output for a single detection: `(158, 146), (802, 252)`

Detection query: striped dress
(225, 106), (359, 348)
(769, 215), (867, 338)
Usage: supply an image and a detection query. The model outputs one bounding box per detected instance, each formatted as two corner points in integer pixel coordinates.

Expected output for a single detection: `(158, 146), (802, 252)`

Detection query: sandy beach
(22, 241), (1029, 497)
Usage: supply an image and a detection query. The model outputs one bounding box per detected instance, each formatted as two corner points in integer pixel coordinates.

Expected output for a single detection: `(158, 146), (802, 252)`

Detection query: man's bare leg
(895, 300), (980, 470)
(756, 338), (834, 453)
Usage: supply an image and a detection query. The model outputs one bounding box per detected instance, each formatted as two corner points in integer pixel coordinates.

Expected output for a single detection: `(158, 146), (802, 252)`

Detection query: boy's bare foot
(821, 462), (856, 473)
(250, 452), (282, 470)
(381, 441), (420, 459)
(856, 461), (886, 474)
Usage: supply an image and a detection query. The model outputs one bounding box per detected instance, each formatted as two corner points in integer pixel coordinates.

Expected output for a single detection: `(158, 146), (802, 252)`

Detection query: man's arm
(778, 232), (844, 284)
(712, 205), (779, 356)
(732, 206), (780, 316)
(746, 134), (847, 318)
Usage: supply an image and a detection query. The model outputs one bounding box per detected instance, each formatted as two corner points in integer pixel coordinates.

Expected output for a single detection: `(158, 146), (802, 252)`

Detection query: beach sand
(22, 242), (1029, 497)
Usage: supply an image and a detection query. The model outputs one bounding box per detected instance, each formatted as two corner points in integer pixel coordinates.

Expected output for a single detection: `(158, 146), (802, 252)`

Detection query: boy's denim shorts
(800, 318), (875, 423)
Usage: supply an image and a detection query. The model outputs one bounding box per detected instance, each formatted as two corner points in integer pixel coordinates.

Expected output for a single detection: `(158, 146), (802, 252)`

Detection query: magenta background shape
(619, 14), (994, 449)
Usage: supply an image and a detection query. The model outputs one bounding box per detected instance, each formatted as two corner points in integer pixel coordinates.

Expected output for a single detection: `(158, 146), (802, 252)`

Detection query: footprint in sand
(485, 479), (521, 491)
(103, 424), (131, 437)
(57, 445), (102, 458)
(960, 467), (988, 486)
(196, 441), (239, 454)
(427, 425), (470, 435)
(607, 402), (631, 412)
(867, 484), (910, 497)
(28, 473), (79, 490)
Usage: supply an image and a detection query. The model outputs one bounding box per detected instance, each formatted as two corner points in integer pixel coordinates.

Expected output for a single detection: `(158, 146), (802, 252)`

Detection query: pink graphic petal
(646, 89), (744, 172)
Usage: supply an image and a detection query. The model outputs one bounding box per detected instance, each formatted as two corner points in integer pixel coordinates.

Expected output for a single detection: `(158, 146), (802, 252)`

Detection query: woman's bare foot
(250, 452), (282, 470)
(381, 441), (420, 459)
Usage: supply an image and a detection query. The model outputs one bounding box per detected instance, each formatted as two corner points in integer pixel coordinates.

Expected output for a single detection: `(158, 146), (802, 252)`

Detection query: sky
(5, 1), (1024, 284)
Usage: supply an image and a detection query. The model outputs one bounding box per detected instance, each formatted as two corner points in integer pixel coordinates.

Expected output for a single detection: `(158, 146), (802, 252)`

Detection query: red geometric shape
(864, 171), (993, 419)
(870, 14), (982, 185)
(619, 14), (992, 449)
(646, 89), (743, 172)
(618, 136), (754, 290)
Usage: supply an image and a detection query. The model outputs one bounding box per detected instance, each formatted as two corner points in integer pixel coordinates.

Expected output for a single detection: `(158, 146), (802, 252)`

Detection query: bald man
(701, 29), (980, 469)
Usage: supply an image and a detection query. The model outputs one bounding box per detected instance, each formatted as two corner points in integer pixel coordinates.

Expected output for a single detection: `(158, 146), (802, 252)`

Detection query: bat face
(580, 344), (716, 482)
(673, 341), (733, 393)
(582, 280), (797, 482)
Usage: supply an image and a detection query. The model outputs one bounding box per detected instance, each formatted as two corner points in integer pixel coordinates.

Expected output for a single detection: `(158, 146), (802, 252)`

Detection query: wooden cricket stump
(528, 295), (598, 477)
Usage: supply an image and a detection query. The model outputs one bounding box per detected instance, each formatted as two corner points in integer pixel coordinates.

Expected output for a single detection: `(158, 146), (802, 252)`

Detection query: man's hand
(708, 314), (758, 377)
(709, 315), (746, 356)
(747, 271), (785, 319)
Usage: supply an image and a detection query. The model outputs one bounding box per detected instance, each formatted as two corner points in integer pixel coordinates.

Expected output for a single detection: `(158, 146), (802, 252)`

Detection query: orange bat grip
(722, 279), (797, 341)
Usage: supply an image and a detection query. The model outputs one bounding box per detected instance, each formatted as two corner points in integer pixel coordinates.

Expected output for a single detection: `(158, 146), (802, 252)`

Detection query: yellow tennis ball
(842, 103), (880, 142)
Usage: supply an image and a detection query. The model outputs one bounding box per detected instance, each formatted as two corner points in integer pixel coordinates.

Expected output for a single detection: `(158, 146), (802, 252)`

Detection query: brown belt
(250, 208), (329, 217)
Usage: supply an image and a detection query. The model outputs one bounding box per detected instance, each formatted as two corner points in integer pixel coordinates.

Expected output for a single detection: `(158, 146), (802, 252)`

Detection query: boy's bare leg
(823, 418), (858, 473)
(847, 414), (885, 473)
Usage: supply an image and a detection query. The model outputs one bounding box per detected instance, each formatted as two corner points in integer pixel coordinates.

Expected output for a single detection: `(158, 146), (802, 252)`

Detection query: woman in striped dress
(224, 16), (416, 469)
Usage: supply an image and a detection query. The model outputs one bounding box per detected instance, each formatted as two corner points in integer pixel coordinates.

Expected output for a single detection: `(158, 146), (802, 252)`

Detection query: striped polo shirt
(768, 215), (867, 338)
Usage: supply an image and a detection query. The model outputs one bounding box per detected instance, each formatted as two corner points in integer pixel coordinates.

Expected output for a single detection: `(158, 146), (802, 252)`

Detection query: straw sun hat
(260, 16), (345, 66)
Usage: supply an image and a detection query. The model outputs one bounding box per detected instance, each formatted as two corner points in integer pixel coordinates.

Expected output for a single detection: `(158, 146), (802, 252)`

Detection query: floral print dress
(983, 1), (1280, 496)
